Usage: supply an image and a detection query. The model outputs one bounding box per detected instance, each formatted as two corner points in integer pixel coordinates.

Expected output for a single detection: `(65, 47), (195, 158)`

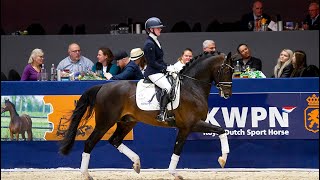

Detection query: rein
(178, 73), (212, 87)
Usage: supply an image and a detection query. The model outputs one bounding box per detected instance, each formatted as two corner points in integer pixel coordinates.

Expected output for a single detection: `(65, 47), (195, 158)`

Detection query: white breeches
(148, 73), (172, 92)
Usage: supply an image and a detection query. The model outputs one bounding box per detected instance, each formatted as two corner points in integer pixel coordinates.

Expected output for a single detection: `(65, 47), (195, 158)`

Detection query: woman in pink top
(21, 48), (45, 81)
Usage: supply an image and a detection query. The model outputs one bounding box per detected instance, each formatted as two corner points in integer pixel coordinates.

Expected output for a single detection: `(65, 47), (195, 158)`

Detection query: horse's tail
(59, 84), (103, 155)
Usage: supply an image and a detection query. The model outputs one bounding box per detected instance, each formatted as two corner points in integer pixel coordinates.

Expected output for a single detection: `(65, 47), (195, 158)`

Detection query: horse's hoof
(133, 158), (141, 174)
(174, 175), (184, 180)
(218, 156), (226, 168)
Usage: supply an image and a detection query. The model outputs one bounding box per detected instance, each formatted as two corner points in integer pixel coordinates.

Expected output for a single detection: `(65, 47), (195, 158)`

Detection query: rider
(143, 17), (175, 122)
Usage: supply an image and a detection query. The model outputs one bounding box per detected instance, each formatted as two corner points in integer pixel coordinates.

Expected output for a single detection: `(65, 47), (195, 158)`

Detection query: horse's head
(214, 52), (233, 99)
(1, 99), (10, 114)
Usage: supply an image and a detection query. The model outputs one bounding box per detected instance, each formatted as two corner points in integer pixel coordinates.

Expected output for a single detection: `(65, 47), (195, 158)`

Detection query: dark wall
(1, 31), (319, 78)
(1, 0), (311, 34)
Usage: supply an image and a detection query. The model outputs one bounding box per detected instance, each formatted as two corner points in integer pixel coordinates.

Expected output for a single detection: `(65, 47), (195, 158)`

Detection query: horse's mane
(179, 51), (220, 74)
(5, 99), (15, 109)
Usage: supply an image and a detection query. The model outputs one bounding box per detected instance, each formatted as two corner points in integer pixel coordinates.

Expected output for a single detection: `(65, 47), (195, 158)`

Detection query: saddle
(136, 75), (180, 111)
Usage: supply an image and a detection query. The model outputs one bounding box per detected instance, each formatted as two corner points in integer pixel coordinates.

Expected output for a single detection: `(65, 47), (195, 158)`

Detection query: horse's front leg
(191, 120), (229, 168)
(15, 133), (19, 141)
(9, 131), (14, 141)
(168, 128), (190, 180)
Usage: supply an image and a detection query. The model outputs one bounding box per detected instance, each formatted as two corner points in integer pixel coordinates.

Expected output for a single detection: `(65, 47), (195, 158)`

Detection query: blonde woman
(174, 48), (193, 72)
(273, 49), (293, 78)
(21, 48), (45, 81)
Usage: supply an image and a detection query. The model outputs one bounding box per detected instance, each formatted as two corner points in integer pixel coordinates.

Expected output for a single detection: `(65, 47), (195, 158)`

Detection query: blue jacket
(110, 61), (144, 80)
(143, 36), (167, 77)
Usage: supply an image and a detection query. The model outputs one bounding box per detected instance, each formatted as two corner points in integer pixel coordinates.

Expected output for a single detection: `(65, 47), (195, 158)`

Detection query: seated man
(234, 43), (262, 71)
(202, 40), (222, 55)
(303, 2), (320, 30)
(104, 51), (144, 80)
(240, 0), (271, 31)
(57, 43), (94, 73)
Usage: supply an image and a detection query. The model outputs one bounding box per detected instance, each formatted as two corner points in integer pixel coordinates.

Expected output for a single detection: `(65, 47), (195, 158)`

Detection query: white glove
(166, 65), (176, 73)
(166, 65), (178, 79)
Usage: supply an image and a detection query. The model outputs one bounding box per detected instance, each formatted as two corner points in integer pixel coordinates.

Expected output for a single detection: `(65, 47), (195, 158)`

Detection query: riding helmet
(145, 17), (165, 32)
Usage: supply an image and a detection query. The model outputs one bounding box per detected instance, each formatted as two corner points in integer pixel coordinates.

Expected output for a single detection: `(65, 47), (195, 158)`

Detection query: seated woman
(91, 47), (120, 78)
(129, 48), (147, 75)
(173, 48), (193, 72)
(290, 50), (308, 77)
(21, 48), (45, 81)
(272, 49), (293, 78)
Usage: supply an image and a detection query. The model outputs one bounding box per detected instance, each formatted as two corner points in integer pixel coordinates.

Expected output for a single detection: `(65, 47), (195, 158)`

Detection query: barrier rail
(1, 78), (319, 169)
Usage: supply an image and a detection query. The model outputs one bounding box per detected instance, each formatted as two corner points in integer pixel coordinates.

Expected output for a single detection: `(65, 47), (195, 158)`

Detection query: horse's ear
(226, 52), (232, 64)
(227, 52), (232, 60)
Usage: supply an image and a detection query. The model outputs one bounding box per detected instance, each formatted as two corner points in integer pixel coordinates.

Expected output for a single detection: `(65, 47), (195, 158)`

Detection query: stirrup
(156, 113), (166, 122)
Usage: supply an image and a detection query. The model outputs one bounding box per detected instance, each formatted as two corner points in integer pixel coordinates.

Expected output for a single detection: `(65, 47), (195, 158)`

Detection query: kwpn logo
(282, 106), (296, 113)
(304, 94), (319, 133)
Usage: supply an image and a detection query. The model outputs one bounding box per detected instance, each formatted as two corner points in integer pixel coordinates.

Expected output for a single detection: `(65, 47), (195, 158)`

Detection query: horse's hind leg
(27, 130), (33, 141)
(108, 120), (139, 173)
(191, 120), (229, 168)
(21, 131), (26, 141)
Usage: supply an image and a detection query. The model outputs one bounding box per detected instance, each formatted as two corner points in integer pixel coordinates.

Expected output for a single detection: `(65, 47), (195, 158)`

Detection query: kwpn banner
(1, 95), (133, 141)
(188, 93), (319, 140)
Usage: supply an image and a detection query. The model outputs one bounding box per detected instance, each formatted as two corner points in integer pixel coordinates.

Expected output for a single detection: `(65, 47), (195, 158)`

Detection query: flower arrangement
(261, 18), (268, 25)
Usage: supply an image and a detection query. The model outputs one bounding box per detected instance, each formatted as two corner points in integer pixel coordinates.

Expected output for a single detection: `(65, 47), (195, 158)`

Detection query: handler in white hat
(130, 48), (147, 75)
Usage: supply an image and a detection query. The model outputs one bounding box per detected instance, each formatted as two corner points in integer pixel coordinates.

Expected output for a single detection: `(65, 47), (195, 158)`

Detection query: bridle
(216, 60), (233, 91)
(178, 58), (234, 90)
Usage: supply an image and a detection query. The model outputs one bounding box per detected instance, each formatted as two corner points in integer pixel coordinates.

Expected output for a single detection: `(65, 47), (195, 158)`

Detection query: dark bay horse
(1, 99), (33, 141)
(60, 52), (234, 180)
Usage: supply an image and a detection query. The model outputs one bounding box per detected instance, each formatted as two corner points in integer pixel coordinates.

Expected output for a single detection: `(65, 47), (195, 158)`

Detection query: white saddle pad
(136, 78), (180, 111)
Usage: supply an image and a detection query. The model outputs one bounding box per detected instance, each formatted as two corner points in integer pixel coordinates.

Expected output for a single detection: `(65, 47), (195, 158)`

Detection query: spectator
(234, 43), (262, 71)
(57, 43), (94, 73)
(290, 50), (308, 77)
(240, 0), (271, 31)
(272, 49), (294, 78)
(303, 2), (320, 30)
(21, 48), (44, 81)
(143, 17), (173, 122)
(174, 48), (193, 71)
(203, 40), (222, 55)
(92, 47), (120, 78)
(129, 48), (147, 75)
(104, 51), (143, 80)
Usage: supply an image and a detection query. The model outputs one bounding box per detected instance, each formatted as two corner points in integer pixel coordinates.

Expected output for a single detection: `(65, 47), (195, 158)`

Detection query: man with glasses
(240, 0), (271, 31)
(303, 2), (319, 30)
(104, 51), (143, 80)
(57, 42), (93, 73)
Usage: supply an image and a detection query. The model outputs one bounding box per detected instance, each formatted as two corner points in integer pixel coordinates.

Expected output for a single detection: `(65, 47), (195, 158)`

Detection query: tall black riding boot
(156, 90), (170, 122)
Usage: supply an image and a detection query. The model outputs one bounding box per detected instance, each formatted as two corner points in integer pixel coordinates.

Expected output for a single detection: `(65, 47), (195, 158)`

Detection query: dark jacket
(279, 63), (294, 78)
(110, 60), (143, 80)
(91, 62), (120, 78)
(143, 36), (167, 78)
(240, 12), (271, 31)
(234, 56), (262, 71)
(303, 15), (320, 30)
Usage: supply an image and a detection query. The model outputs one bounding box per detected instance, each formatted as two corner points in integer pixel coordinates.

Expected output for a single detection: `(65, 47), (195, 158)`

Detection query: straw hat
(129, 48), (144, 61)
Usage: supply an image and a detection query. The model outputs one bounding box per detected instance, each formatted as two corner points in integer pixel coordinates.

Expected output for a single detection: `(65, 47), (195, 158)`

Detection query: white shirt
(149, 33), (161, 49)
(173, 61), (185, 72)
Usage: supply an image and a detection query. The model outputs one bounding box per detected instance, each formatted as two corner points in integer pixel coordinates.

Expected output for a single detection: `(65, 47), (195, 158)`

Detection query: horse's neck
(8, 108), (19, 118)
